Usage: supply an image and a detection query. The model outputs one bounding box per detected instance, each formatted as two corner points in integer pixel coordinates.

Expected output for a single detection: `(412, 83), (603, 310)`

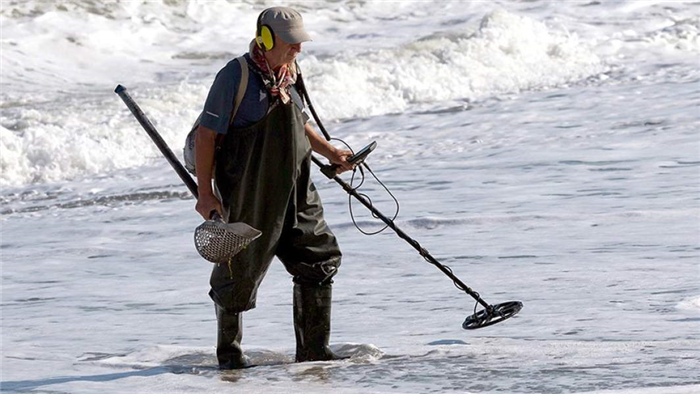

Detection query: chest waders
(210, 100), (342, 367)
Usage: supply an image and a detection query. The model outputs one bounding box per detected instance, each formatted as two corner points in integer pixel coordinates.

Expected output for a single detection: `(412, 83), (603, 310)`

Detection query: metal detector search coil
(462, 301), (523, 330)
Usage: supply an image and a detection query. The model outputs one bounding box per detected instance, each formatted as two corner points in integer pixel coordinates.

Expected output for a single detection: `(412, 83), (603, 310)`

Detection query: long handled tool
(115, 85), (261, 263)
(297, 72), (523, 330)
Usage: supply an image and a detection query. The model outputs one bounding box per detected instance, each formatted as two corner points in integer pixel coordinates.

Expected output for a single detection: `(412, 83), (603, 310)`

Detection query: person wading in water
(194, 6), (353, 369)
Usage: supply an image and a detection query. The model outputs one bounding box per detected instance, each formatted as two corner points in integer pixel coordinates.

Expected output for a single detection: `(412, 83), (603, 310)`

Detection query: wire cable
(346, 160), (400, 236)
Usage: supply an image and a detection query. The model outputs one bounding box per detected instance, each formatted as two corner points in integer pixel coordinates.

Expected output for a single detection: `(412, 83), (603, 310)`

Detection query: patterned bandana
(249, 41), (296, 104)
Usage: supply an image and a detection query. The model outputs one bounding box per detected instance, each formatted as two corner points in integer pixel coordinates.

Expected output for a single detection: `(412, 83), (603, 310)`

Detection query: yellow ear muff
(259, 25), (275, 51)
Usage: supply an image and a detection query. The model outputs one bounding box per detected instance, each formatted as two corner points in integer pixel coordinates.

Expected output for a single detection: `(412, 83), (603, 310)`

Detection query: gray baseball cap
(259, 7), (312, 44)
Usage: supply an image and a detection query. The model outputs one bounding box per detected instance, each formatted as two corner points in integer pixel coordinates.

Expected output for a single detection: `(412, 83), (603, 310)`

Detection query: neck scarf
(249, 41), (296, 105)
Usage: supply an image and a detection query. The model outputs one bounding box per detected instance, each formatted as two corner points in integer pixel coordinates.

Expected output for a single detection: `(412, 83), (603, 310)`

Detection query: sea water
(1, 1), (699, 393)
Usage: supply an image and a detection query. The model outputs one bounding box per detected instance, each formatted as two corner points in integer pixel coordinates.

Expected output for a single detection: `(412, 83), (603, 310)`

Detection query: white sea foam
(0, 83), (208, 186)
(2, 1), (697, 189)
(676, 296), (700, 311)
(304, 9), (606, 120)
(645, 16), (700, 52)
(0, 7), (607, 187)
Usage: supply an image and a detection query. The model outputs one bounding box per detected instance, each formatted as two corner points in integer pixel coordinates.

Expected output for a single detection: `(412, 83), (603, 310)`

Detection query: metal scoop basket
(194, 219), (262, 264)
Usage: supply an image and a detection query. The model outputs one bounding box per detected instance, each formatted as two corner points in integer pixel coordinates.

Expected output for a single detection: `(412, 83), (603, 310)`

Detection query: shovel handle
(115, 85), (200, 199)
(210, 210), (222, 221)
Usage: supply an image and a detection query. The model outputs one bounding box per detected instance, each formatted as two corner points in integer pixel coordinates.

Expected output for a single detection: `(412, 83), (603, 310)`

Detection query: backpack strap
(185, 55), (252, 176)
(230, 56), (249, 125)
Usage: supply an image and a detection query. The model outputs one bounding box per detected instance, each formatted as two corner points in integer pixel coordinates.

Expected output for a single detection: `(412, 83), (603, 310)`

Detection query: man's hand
(196, 191), (222, 220)
(304, 123), (356, 174)
(328, 148), (354, 174)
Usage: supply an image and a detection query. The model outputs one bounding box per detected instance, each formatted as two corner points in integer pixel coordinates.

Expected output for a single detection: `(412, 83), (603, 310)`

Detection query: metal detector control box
(320, 141), (377, 179)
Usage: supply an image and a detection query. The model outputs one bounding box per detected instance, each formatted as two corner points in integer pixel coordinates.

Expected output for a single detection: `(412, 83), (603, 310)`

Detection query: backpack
(184, 56), (249, 175)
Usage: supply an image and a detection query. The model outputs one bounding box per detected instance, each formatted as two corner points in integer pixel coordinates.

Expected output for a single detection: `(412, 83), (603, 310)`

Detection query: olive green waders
(210, 101), (342, 368)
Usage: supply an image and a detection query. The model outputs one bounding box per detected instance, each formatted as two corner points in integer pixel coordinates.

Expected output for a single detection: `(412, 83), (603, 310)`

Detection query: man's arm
(194, 125), (222, 220)
(304, 123), (354, 174)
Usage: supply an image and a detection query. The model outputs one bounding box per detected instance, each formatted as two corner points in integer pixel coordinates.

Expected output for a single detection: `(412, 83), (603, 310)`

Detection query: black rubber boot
(215, 305), (253, 369)
(293, 283), (340, 362)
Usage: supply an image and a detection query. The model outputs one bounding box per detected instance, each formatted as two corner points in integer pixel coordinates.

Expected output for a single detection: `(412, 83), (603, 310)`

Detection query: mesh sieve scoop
(194, 219), (262, 264)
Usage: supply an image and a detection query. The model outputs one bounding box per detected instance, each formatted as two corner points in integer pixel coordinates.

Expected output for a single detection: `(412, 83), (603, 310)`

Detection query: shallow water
(2, 1), (699, 393)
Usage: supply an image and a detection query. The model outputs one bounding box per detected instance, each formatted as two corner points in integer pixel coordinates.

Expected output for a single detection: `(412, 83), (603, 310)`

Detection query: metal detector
(296, 71), (524, 330)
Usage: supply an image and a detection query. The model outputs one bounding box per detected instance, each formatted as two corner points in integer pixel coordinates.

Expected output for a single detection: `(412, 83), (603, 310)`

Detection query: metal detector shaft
(311, 156), (491, 310)
(115, 85), (199, 199)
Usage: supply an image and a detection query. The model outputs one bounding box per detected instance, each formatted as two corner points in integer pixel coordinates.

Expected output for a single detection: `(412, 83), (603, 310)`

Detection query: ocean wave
(303, 9), (606, 120)
(0, 7), (609, 187)
(645, 16), (700, 52)
(0, 82), (207, 187)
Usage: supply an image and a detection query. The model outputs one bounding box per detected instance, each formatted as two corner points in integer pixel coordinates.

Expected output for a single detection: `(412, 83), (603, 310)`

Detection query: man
(194, 7), (353, 369)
